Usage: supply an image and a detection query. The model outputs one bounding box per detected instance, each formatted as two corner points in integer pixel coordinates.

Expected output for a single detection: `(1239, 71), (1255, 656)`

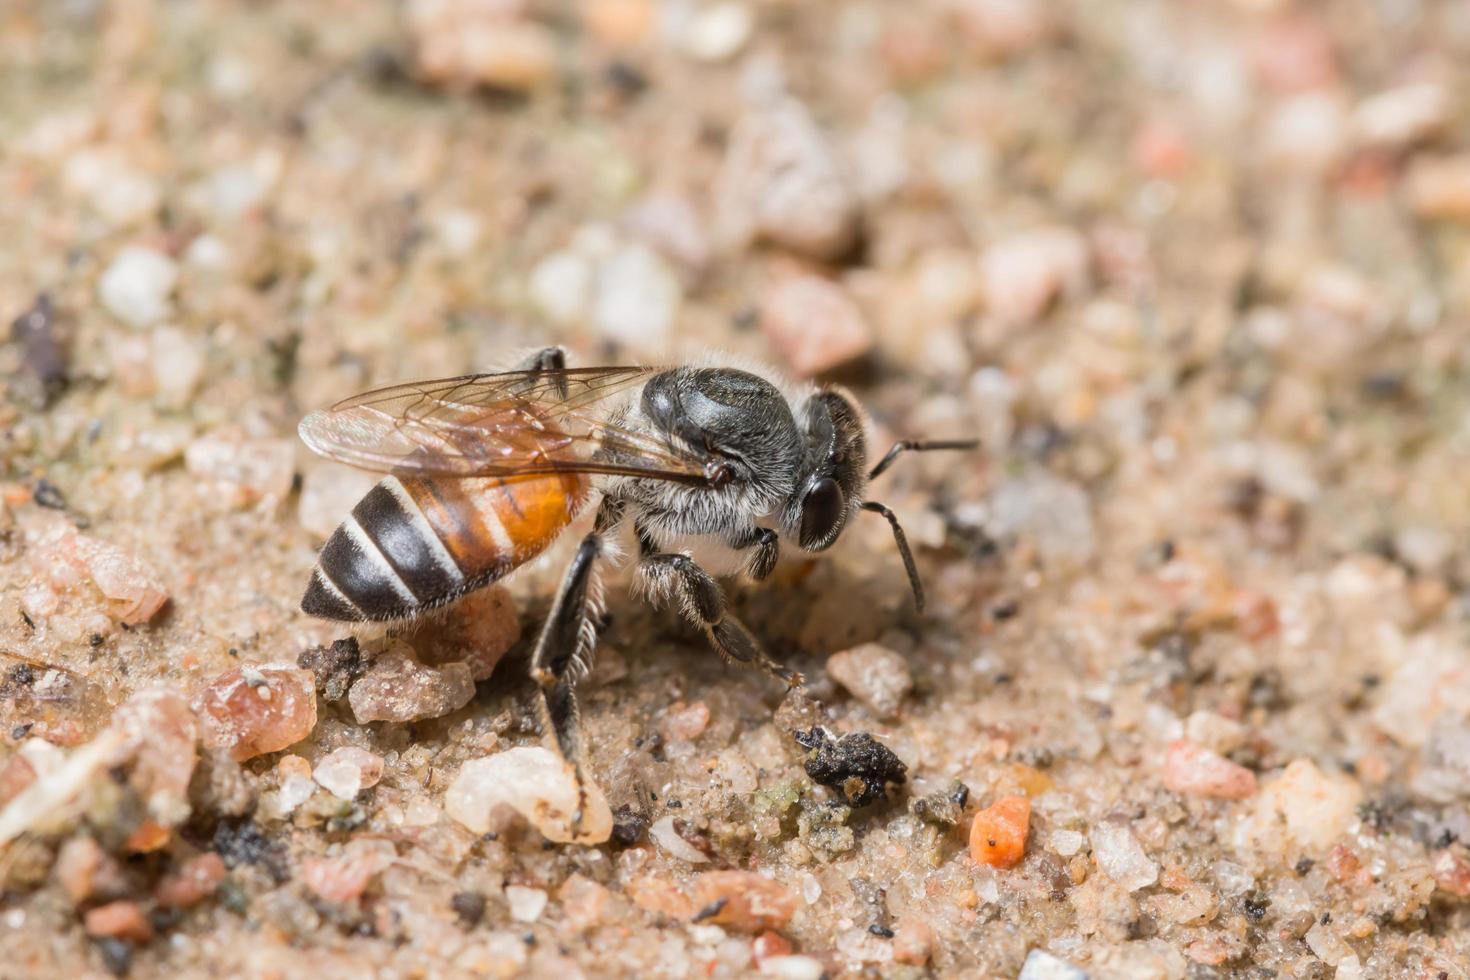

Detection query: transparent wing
(298, 366), (711, 484)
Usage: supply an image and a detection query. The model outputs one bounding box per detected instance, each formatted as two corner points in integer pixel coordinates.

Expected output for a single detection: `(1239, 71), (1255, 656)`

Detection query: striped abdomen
(301, 472), (588, 622)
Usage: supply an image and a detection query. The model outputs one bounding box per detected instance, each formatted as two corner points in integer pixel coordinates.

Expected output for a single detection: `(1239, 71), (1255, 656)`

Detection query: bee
(298, 347), (975, 810)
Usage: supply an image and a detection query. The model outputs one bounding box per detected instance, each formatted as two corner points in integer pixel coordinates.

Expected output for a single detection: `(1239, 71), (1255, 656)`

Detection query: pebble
(444, 745), (613, 844)
(1250, 15), (1338, 92)
(313, 747), (385, 801)
(150, 326), (207, 407)
(891, 915), (935, 966)
(558, 874), (611, 932)
(1091, 820), (1159, 891)
(1183, 710), (1247, 755)
(716, 98), (860, 261)
(184, 432), (296, 508)
(98, 246), (178, 329)
(301, 845), (392, 904)
(348, 646), (475, 723)
(591, 243), (682, 354)
(109, 688), (200, 826)
(1304, 921), (1353, 967)
(1260, 93), (1347, 174)
(63, 149), (160, 226)
(407, 0), (557, 92)
(825, 644), (913, 720)
(969, 795), (1030, 869)
(83, 900), (154, 942)
(504, 884), (547, 923)
(1160, 740), (1258, 800)
(1432, 849), (1470, 898)
(682, 2), (753, 62)
(55, 836), (125, 904)
(1017, 949), (1088, 980)
(411, 586), (521, 681)
(576, 0), (652, 47)
(297, 465), (378, 539)
(26, 513), (170, 625)
(620, 193), (710, 272)
(1412, 713), (1470, 804)
(528, 248), (594, 326)
(154, 852), (227, 908)
(194, 664), (318, 762)
(758, 956), (825, 980)
(78, 536), (170, 626)
(760, 274), (873, 377)
(1406, 155), (1470, 223)
(690, 871), (798, 933)
(1371, 638), (1470, 748)
(274, 755), (318, 814)
(1352, 83), (1446, 148)
(978, 227), (1089, 327)
(651, 814), (709, 863)
(1234, 758), (1362, 856)
(662, 700), (710, 742)
(1049, 829), (1085, 857)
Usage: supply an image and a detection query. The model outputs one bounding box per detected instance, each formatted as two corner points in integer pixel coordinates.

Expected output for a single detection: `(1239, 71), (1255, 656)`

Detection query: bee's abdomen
(302, 473), (586, 622)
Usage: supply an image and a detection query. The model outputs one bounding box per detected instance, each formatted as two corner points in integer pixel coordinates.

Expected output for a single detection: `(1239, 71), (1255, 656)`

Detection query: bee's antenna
(868, 439), (980, 481)
(861, 501), (925, 613)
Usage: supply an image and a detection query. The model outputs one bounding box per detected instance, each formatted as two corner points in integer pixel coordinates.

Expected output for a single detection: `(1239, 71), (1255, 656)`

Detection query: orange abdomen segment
(400, 471), (589, 585)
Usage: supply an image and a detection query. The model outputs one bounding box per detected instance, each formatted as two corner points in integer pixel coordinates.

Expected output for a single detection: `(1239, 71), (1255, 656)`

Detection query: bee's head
(784, 387), (868, 552)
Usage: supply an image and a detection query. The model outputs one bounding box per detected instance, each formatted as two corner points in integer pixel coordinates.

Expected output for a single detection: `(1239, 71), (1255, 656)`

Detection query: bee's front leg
(729, 524), (780, 581)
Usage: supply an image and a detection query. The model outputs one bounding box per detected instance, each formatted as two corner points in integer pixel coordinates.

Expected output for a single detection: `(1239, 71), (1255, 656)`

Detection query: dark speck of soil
(298, 637), (364, 702)
(451, 890), (486, 927)
(212, 819), (289, 883)
(795, 727), (908, 807)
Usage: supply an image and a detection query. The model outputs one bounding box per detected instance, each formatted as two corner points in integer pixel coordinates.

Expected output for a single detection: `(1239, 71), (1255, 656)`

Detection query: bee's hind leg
(528, 498), (621, 830)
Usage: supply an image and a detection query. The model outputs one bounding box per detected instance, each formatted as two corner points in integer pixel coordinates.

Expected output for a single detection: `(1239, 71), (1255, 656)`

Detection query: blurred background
(4, 0), (1470, 976)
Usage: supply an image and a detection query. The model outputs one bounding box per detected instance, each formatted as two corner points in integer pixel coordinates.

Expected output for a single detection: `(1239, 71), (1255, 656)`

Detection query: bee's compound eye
(799, 477), (845, 550)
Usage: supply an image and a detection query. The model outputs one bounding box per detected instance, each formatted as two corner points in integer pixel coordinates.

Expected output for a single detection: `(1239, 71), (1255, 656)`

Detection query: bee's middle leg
(636, 540), (801, 687)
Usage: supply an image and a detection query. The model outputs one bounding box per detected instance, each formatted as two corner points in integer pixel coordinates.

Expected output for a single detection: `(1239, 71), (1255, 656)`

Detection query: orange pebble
(968, 795), (1030, 869)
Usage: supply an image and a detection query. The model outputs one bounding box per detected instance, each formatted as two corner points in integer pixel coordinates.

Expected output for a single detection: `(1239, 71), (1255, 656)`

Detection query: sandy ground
(3, 0), (1470, 977)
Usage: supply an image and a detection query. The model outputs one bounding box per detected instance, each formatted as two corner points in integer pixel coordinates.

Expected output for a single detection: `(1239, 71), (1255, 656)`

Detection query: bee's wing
(298, 366), (711, 484)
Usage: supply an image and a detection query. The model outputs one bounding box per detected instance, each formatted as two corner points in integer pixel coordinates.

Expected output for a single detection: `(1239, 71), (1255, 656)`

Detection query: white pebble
(99, 246), (178, 329)
(1017, 949), (1087, 980)
(683, 2), (753, 62)
(1049, 830), (1085, 857)
(650, 814), (708, 863)
(529, 249), (593, 326)
(1091, 821), (1159, 892)
(504, 885), (548, 923)
(1353, 83), (1445, 148)
(979, 227), (1089, 327)
(445, 746), (612, 844)
(758, 955), (826, 980)
(313, 747), (385, 801)
(592, 244), (681, 353)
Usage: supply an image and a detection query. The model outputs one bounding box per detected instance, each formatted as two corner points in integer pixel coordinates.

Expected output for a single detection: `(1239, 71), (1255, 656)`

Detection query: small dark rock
(212, 818), (288, 883)
(298, 637), (364, 702)
(909, 780), (970, 827)
(32, 478), (67, 511)
(794, 727), (908, 807)
(611, 804), (649, 846)
(451, 890), (486, 927)
(94, 937), (133, 977)
(10, 293), (69, 406)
